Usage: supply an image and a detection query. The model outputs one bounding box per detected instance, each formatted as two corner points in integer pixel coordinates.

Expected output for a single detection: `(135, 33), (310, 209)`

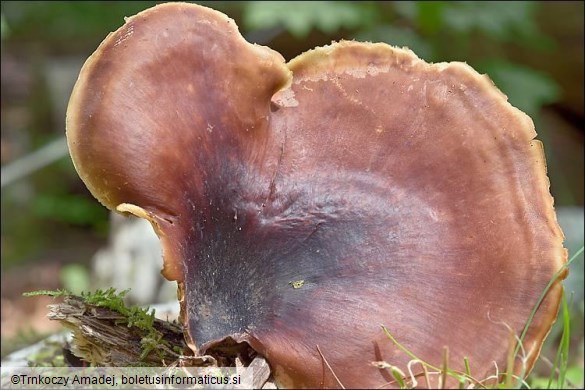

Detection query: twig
(1, 136), (69, 188)
(47, 295), (199, 366)
(317, 345), (345, 389)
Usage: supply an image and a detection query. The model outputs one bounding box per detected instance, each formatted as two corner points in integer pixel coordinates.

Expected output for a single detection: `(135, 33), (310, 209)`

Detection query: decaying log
(47, 295), (197, 367)
(46, 295), (276, 388)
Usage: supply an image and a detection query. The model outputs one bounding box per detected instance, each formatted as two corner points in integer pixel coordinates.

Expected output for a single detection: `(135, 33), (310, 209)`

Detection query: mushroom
(66, 3), (567, 388)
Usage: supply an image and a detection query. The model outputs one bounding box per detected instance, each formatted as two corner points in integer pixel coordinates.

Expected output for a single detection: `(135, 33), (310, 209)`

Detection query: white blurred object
(93, 212), (177, 304)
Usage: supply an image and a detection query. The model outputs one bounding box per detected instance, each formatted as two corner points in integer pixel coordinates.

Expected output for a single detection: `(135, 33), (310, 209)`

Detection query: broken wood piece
(47, 295), (204, 367)
(45, 294), (277, 388)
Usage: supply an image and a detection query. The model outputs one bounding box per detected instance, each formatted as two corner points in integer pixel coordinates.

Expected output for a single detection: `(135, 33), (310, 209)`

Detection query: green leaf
(243, 1), (373, 38)
(389, 365), (407, 389)
(441, 2), (555, 50)
(442, 2), (537, 39)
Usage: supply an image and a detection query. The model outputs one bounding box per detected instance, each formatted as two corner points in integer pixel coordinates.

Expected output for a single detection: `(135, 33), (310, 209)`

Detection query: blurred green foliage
(480, 60), (560, 116)
(1, 1), (158, 53)
(59, 263), (91, 295)
(244, 1), (377, 38)
(243, 1), (560, 118)
(439, 2), (550, 44)
(0, 1), (566, 118)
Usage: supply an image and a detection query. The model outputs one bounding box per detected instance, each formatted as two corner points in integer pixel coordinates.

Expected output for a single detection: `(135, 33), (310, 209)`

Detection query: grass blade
(557, 292), (571, 388)
(516, 246), (584, 357)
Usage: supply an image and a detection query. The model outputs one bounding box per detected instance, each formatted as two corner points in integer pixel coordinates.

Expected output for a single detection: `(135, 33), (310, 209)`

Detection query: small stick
(316, 345), (345, 389)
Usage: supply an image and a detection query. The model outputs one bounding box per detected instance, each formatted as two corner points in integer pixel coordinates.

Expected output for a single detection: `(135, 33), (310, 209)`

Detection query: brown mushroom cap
(66, 3), (567, 388)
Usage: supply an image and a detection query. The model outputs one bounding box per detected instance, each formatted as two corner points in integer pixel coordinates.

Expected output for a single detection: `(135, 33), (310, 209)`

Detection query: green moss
(24, 288), (166, 363)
